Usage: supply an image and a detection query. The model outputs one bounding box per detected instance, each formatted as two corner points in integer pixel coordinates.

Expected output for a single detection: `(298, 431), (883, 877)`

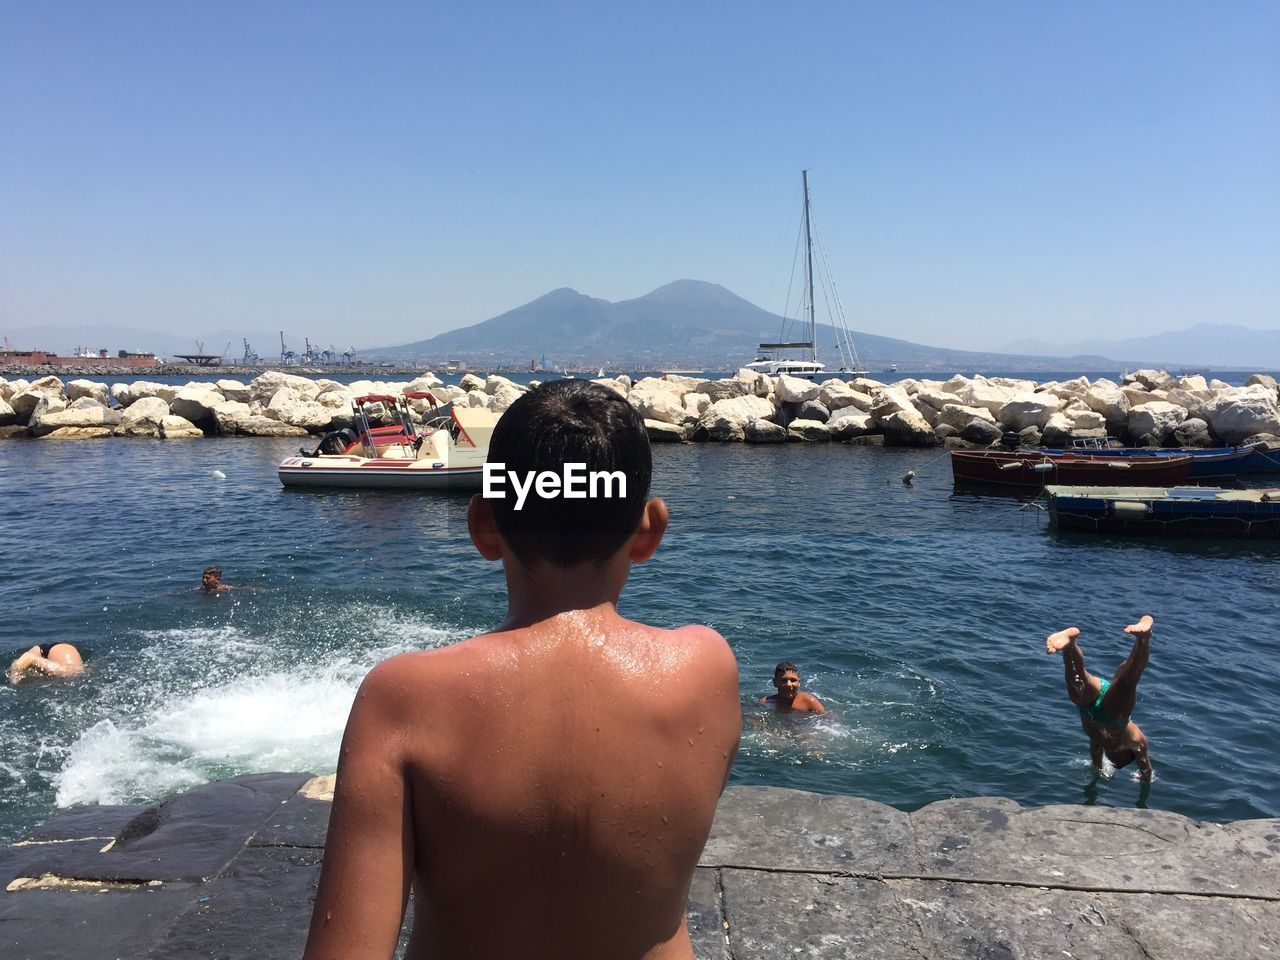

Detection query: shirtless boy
(198, 567), (234, 592)
(761, 661), (826, 714)
(8, 643), (85, 684)
(304, 380), (742, 960)
(1046, 615), (1154, 781)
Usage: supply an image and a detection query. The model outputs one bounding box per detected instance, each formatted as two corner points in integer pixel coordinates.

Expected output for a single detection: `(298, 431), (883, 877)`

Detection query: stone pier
(2, 773), (1276, 958)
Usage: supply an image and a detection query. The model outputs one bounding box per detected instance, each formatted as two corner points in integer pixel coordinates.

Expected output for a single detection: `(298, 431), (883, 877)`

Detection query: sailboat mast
(803, 169), (816, 363)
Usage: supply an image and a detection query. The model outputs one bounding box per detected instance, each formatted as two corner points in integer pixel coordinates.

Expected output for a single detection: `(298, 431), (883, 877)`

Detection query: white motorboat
(278, 393), (494, 491)
(746, 170), (867, 380)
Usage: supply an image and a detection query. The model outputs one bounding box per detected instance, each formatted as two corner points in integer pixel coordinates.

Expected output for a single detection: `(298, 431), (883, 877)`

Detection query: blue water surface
(1, 426), (1278, 843)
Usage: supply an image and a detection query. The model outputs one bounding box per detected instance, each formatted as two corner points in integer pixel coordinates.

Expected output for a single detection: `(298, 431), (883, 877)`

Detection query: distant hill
(1000, 323), (1280, 370)
(363, 279), (1122, 372)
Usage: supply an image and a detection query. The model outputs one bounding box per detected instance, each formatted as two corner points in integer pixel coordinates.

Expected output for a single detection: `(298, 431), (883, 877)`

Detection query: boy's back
(404, 610), (737, 957)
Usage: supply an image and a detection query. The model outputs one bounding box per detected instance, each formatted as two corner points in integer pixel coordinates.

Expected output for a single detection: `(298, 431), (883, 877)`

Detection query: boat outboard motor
(999, 431), (1023, 451)
(302, 427), (359, 457)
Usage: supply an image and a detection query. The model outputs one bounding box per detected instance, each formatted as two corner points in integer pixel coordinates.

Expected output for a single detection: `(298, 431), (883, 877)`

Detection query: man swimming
(304, 380), (741, 960)
(8, 643), (85, 684)
(198, 567), (234, 592)
(761, 661), (826, 714)
(1046, 615), (1154, 781)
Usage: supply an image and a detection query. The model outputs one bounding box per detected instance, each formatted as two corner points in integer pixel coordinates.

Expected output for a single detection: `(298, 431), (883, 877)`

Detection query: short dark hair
(203, 566), (221, 578)
(487, 380), (652, 567)
(774, 661), (798, 678)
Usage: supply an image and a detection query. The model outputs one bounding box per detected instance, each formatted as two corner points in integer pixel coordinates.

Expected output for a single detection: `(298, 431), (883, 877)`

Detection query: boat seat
(377, 443), (413, 459)
(417, 429), (450, 461)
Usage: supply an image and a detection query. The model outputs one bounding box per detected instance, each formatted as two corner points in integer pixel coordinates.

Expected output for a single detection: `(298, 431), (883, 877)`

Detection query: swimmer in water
(8, 643), (86, 684)
(761, 661), (826, 714)
(1046, 615), (1154, 782)
(198, 566), (235, 593)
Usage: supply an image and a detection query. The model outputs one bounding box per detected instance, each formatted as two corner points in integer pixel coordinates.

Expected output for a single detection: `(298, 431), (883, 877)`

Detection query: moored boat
(1046, 485), (1280, 539)
(1037, 439), (1267, 481)
(278, 394), (493, 491)
(951, 450), (1193, 488)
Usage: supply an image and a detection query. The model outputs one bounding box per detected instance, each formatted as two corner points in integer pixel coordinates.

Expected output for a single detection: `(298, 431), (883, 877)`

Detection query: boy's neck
(499, 555), (630, 629)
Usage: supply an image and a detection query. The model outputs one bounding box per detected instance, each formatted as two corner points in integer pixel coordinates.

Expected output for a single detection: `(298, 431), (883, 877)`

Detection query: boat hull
(951, 451), (1193, 488)
(1037, 443), (1264, 480)
(278, 457), (484, 491)
(1046, 485), (1280, 539)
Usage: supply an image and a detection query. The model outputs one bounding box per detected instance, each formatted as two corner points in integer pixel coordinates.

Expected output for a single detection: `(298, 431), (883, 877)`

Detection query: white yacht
(747, 171), (867, 380)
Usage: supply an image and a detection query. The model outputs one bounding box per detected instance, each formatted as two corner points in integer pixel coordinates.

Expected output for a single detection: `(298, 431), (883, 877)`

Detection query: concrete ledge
(2, 777), (1277, 959)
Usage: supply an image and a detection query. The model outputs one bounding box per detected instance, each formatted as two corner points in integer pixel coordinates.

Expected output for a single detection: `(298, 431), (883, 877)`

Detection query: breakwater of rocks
(2, 367), (1279, 449)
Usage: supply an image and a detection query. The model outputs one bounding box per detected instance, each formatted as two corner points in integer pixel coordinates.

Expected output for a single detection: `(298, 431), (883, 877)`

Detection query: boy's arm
(804, 693), (826, 714)
(304, 662), (415, 960)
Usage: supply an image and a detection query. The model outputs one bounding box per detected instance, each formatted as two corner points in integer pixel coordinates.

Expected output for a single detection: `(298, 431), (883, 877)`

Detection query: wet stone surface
(1, 779), (1276, 959)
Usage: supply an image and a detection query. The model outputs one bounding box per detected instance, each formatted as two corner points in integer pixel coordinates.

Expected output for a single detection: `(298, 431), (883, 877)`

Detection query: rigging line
(778, 218), (805, 344)
(764, 179), (805, 339)
(810, 208), (864, 372)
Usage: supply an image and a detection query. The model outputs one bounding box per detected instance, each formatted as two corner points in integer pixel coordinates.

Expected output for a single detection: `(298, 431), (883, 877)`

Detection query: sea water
(1, 414), (1278, 842)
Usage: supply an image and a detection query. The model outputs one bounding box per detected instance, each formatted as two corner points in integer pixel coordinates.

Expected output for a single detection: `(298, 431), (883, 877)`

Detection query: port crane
(279, 332), (296, 365)
(242, 339), (259, 364)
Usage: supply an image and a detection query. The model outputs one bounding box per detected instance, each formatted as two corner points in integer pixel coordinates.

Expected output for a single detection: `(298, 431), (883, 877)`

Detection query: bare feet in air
(1045, 627), (1080, 655)
(1124, 615), (1154, 640)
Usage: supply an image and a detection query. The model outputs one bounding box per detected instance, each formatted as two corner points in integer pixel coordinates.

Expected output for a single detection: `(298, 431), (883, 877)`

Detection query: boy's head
(772, 661), (801, 697)
(201, 567), (222, 590)
(478, 380), (654, 568)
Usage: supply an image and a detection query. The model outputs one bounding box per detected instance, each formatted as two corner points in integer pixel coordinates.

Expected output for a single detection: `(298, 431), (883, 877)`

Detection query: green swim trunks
(1078, 678), (1123, 728)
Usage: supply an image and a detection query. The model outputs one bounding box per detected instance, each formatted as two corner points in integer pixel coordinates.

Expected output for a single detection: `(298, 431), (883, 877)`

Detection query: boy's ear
(468, 495), (504, 561)
(627, 498), (669, 564)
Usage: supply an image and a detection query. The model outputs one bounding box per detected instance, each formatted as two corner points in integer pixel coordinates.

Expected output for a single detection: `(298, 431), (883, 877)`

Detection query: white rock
(428, 385), (465, 404)
(851, 377), (888, 394)
(996, 393), (1062, 431)
(938, 403), (997, 430)
(215, 379), (252, 403)
(266, 391), (337, 431)
(912, 387), (958, 412)
(1082, 384), (1130, 427)
(117, 397), (171, 437)
(637, 389), (687, 426)
(644, 419), (686, 443)
(250, 371), (321, 403)
(0, 379), (29, 403)
(1065, 409), (1106, 431)
(698, 395), (775, 441)
(787, 419), (831, 441)
(827, 410), (875, 440)
(1203, 388), (1280, 444)
(954, 377), (1019, 417)
(484, 375), (525, 396)
(774, 374), (822, 404)
(1121, 386), (1165, 407)
(10, 377), (66, 419)
(1125, 369), (1176, 391)
(1178, 375), (1210, 393)
(159, 415), (205, 439)
(407, 373), (444, 391)
(212, 400), (253, 435)
(66, 379), (110, 405)
(1131, 399), (1187, 445)
(0, 397), (18, 427)
(696, 378), (752, 402)
(488, 382), (525, 412)
(30, 403), (122, 437)
(591, 378), (629, 397)
(170, 386), (226, 428)
(683, 393), (711, 418)
(112, 380), (180, 408)
(459, 373), (486, 392)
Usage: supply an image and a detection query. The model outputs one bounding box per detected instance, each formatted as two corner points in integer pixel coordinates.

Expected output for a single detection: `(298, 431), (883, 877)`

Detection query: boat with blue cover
(1036, 439), (1273, 481)
(1045, 485), (1280, 539)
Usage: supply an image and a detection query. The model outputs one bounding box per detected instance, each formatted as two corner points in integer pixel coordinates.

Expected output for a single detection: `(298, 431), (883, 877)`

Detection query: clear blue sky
(2, 1), (1277, 352)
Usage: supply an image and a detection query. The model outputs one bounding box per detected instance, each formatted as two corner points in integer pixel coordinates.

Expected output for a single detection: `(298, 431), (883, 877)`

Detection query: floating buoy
(211, 469), (227, 480)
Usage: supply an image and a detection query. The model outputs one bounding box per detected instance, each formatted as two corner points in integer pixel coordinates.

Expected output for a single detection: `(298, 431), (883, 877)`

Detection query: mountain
(999, 323), (1280, 370)
(363, 279), (1123, 372)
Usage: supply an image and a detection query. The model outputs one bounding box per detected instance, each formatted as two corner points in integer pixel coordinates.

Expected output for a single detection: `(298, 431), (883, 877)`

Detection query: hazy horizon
(3, 2), (1277, 353)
